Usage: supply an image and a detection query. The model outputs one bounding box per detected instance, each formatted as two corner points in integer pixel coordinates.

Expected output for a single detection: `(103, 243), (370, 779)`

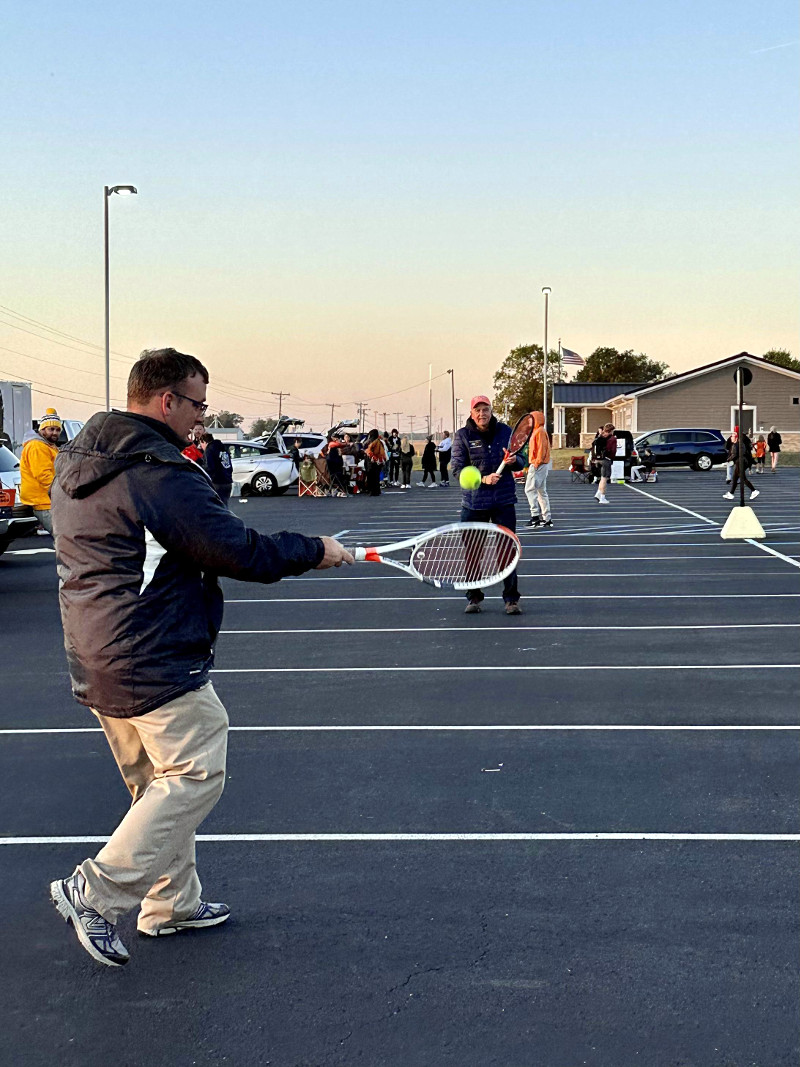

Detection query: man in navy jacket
(451, 396), (524, 614)
(49, 347), (353, 968)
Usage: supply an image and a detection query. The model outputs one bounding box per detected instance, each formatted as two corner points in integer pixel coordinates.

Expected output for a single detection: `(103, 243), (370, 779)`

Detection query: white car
(230, 441), (294, 496)
(0, 444), (39, 554)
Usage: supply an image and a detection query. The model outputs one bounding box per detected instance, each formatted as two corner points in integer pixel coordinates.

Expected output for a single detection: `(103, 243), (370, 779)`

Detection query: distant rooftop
(552, 383), (648, 405)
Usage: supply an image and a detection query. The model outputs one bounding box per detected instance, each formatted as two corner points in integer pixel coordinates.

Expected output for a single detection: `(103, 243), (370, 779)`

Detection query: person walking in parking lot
(723, 427), (758, 501)
(48, 347), (353, 968)
(19, 407), (61, 535)
(420, 436), (437, 485)
(768, 427), (782, 472)
(523, 410), (552, 529)
(592, 423), (617, 505)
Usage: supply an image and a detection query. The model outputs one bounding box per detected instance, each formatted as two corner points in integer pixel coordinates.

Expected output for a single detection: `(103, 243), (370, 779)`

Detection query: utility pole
(271, 391), (288, 419)
(409, 415), (415, 439)
(329, 403), (335, 427)
(393, 411), (401, 430)
(541, 287), (551, 431)
(428, 363), (432, 438)
(381, 412), (388, 432)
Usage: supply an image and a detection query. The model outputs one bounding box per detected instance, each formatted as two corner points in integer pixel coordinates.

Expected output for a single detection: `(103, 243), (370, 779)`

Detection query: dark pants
(389, 456), (401, 482)
(213, 483), (232, 504)
(439, 458), (450, 484)
(460, 503), (519, 604)
(730, 467), (755, 495)
(401, 460), (413, 485)
(421, 467), (436, 483)
(366, 462), (382, 496)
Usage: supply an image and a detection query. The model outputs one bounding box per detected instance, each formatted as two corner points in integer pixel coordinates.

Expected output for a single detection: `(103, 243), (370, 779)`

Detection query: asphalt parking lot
(2, 468), (799, 1067)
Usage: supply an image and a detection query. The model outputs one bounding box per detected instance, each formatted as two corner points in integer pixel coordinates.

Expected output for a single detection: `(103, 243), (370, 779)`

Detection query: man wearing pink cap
(450, 396), (524, 614)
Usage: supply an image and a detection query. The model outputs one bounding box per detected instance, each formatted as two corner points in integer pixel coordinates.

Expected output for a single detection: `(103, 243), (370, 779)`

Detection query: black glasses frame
(170, 391), (209, 415)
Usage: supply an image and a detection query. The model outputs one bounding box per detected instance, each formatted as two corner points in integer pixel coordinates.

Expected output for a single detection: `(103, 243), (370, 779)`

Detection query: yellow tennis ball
(459, 465), (482, 490)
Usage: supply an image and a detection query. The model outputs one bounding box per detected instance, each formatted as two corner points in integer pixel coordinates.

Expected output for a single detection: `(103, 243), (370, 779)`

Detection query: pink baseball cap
(470, 395), (491, 409)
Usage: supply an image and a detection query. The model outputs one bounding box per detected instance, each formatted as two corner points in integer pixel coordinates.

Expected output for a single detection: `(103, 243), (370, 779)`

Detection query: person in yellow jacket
(20, 408), (62, 534)
(523, 410), (553, 529)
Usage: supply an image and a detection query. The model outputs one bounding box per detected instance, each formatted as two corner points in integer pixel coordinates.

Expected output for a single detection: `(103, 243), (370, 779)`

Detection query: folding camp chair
(569, 455), (592, 483)
(298, 456), (331, 497)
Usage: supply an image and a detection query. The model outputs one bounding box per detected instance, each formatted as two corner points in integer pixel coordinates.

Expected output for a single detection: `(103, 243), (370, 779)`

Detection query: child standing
(754, 435), (767, 474)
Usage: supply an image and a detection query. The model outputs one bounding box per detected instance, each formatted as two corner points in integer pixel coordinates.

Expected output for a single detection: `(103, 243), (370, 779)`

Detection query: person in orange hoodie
(523, 410), (552, 529)
(19, 407), (62, 534)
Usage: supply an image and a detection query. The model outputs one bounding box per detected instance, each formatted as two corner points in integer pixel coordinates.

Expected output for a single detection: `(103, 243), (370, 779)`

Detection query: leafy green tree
(574, 347), (669, 383)
(762, 349), (800, 372)
(492, 344), (564, 423)
(249, 417), (274, 437)
(206, 410), (243, 428)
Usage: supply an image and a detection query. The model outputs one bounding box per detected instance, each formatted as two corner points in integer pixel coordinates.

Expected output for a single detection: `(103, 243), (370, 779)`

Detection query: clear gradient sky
(2, 0), (798, 432)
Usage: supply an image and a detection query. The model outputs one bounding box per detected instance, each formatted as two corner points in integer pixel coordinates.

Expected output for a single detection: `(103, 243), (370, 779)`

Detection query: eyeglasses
(170, 391), (208, 415)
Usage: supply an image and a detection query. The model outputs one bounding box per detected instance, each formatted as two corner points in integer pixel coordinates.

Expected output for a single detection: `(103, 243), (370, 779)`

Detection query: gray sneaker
(140, 901), (231, 937)
(464, 601), (482, 614)
(50, 869), (130, 967)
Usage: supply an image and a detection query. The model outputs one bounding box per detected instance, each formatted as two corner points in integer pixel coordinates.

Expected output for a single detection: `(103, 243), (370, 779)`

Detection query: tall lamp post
(542, 286), (551, 429)
(104, 184), (138, 410)
(447, 368), (456, 434)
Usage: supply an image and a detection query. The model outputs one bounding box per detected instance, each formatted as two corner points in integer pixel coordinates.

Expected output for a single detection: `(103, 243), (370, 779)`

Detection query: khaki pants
(80, 683), (228, 932)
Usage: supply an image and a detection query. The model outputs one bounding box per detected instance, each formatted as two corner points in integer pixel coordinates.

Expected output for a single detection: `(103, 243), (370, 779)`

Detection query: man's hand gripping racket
(495, 412), (535, 476)
(352, 522), (521, 589)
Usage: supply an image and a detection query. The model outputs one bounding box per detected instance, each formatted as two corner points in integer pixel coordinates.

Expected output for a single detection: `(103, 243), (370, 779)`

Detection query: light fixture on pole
(542, 287), (551, 430)
(104, 185), (138, 411)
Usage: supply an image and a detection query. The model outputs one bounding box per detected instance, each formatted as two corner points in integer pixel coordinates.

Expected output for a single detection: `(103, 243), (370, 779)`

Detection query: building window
(792, 397), (799, 405)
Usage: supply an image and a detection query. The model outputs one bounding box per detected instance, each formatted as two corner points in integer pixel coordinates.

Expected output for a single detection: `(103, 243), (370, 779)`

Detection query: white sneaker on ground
(723, 492), (734, 500)
(750, 489), (760, 499)
(597, 496), (609, 505)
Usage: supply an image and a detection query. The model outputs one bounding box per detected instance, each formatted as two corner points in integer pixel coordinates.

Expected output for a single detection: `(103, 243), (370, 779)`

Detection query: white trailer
(0, 381), (33, 452)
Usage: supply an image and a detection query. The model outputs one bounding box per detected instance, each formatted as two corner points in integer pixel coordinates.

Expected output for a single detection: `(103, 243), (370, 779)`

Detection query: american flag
(561, 346), (585, 366)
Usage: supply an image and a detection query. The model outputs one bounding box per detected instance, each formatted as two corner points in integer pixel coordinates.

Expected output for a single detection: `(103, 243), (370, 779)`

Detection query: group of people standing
(722, 426), (782, 500)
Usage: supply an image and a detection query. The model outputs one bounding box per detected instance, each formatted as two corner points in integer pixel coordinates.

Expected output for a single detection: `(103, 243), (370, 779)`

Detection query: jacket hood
(54, 410), (191, 499)
(532, 411), (545, 428)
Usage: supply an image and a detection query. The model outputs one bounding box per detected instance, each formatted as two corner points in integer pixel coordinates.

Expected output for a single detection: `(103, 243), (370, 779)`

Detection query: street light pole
(542, 286), (551, 430)
(104, 184), (137, 411)
(447, 369), (455, 433)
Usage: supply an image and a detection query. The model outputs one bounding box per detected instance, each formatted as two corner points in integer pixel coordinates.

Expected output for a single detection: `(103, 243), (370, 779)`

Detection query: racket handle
(354, 547), (380, 562)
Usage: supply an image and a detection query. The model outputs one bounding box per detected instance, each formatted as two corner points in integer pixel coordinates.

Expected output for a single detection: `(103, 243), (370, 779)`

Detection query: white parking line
(227, 593), (800, 603)
(213, 664), (800, 674)
(625, 484), (800, 570)
(220, 623), (800, 635)
(4, 724), (799, 735)
(2, 833), (799, 844)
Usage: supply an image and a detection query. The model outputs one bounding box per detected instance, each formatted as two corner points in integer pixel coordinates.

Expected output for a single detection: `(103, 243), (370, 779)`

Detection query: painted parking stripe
(3, 833), (800, 844)
(212, 664), (800, 674)
(625, 483), (800, 569)
(220, 623), (800, 635)
(227, 593), (800, 603)
(5, 724), (799, 735)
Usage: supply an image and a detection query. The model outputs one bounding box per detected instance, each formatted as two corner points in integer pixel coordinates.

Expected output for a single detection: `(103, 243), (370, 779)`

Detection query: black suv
(633, 428), (727, 471)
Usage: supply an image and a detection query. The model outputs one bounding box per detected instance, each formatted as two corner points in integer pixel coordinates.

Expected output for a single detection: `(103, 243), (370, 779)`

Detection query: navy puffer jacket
(451, 416), (523, 509)
(52, 411), (324, 717)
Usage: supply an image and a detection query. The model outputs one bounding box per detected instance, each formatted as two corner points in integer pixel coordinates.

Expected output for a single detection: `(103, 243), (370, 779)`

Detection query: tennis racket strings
(409, 525), (519, 587)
